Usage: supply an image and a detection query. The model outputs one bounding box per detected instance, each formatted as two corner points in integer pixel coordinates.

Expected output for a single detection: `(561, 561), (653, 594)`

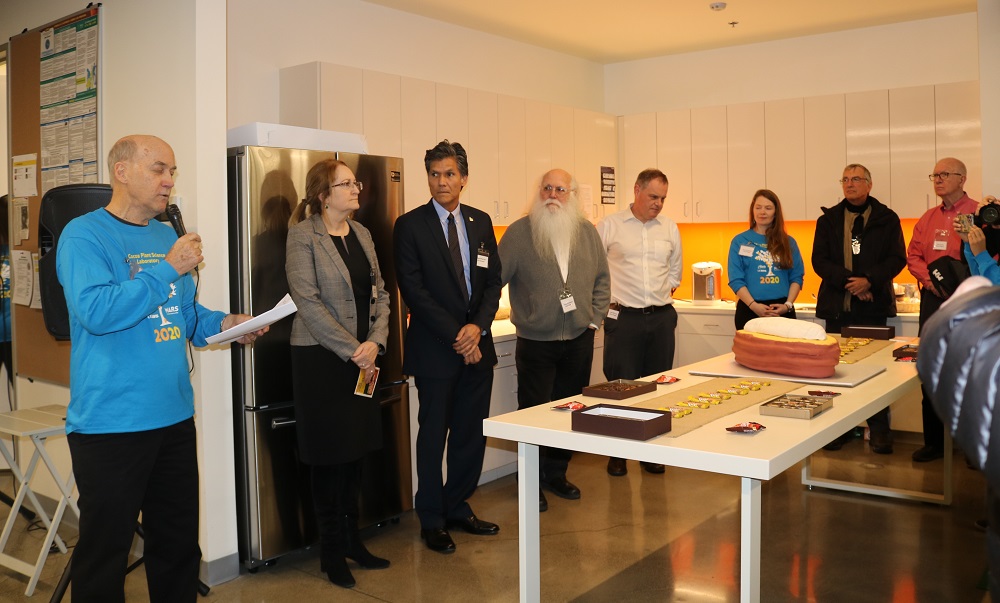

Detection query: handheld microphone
(166, 203), (187, 237)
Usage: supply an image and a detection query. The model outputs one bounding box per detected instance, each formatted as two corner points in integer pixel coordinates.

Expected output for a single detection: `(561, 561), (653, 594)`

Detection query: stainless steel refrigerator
(227, 145), (411, 570)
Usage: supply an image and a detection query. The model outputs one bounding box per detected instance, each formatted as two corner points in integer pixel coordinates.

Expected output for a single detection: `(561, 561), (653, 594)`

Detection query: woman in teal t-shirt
(727, 189), (804, 330)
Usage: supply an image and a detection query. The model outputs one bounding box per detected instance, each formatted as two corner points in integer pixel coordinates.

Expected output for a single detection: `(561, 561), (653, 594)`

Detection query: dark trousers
(413, 366), (492, 529)
(918, 289), (947, 448)
(824, 314), (890, 435)
(310, 460), (362, 564)
(603, 305), (677, 380)
(516, 330), (595, 480)
(67, 418), (200, 603)
(734, 298), (797, 331)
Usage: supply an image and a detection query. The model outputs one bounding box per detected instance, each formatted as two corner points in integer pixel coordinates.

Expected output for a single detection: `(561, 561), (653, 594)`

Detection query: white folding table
(483, 342), (921, 602)
(0, 404), (78, 596)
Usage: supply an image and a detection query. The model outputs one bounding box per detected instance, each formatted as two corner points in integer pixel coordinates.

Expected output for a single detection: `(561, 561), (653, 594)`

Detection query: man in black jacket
(812, 163), (907, 453)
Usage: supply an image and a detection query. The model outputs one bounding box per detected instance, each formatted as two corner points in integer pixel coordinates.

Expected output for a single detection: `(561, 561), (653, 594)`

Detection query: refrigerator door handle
(271, 417), (297, 429)
(380, 379), (410, 387)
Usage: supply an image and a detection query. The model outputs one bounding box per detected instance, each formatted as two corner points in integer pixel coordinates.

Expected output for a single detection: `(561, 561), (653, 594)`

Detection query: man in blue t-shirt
(57, 135), (266, 602)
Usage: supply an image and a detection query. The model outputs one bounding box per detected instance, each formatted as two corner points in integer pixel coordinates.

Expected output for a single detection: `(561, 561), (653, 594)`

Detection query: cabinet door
(400, 77), (436, 213)
(362, 70), (401, 158)
(936, 80), (982, 202)
(764, 98), (806, 220)
(889, 86), (936, 218)
(435, 83), (468, 146)
(550, 104), (576, 177)
(525, 99), (552, 217)
(319, 63), (363, 134)
(691, 106), (729, 222)
(498, 95), (527, 226)
(575, 108), (615, 221)
(846, 90), (890, 203)
(620, 112), (658, 203)
(467, 89), (500, 218)
(804, 94), (846, 220)
(657, 108), (693, 223)
(727, 102), (765, 221)
(482, 364), (518, 479)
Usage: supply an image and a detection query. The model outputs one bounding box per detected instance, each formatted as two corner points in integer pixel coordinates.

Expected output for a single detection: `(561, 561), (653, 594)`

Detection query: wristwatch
(784, 301), (794, 310)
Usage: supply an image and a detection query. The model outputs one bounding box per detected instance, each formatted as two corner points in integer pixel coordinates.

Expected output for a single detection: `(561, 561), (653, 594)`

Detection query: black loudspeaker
(38, 183), (113, 340)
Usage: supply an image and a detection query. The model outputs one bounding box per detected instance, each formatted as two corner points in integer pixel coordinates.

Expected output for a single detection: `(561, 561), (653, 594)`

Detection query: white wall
(1, 68), (7, 197)
(604, 13), (979, 115)
(981, 0), (1000, 196)
(227, 0), (605, 128)
(3, 0), (238, 584)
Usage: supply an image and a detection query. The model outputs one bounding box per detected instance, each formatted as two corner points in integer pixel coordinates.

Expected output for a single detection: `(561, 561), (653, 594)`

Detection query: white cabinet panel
(620, 112), (658, 199)
(575, 108), (619, 221)
(690, 106), (729, 222)
(550, 104), (576, 177)
(657, 109), (693, 224)
(727, 102), (765, 221)
(400, 77), (436, 213)
(525, 99), (552, 215)
(764, 98), (806, 220)
(846, 90), (890, 203)
(318, 63), (364, 134)
(467, 89), (500, 218)
(435, 83), (468, 146)
(362, 70), (401, 157)
(498, 95), (527, 225)
(675, 311), (736, 367)
(889, 86), (936, 218)
(278, 62), (321, 129)
(936, 80), (982, 202)
(804, 94), (846, 220)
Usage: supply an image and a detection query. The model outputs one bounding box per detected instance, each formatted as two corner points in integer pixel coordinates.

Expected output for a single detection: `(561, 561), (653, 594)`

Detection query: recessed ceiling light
(709, 2), (727, 10)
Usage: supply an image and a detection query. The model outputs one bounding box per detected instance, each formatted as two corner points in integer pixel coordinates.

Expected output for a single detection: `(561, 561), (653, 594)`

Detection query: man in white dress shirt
(596, 168), (682, 476)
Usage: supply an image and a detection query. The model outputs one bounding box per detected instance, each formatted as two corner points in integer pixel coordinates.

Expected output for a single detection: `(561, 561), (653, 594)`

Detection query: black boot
(312, 465), (356, 588)
(343, 515), (390, 569)
(321, 556), (356, 588)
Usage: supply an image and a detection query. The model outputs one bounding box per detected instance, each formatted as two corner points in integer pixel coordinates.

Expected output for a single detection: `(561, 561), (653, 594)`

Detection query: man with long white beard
(499, 168), (610, 512)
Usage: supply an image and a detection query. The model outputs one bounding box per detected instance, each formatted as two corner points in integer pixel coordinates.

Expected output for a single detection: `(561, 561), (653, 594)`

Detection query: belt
(611, 302), (669, 315)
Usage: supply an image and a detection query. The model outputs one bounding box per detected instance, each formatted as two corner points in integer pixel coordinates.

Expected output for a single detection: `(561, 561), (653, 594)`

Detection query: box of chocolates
(759, 394), (833, 419)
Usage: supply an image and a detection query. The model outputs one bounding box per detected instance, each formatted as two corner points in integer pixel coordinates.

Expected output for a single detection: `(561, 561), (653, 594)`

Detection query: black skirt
(291, 344), (382, 465)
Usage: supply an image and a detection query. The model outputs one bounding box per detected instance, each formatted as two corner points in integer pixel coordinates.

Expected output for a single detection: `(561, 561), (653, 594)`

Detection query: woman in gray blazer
(286, 158), (390, 589)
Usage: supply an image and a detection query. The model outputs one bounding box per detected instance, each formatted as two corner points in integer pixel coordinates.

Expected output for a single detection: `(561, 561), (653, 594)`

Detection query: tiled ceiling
(363, 0), (976, 63)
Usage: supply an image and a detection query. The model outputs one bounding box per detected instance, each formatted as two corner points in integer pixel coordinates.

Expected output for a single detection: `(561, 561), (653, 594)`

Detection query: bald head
(932, 156), (967, 205)
(105, 134), (177, 224)
(538, 169), (575, 210)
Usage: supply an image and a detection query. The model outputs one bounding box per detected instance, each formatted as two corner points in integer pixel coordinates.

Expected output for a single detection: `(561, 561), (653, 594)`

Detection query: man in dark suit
(393, 140), (502, 554)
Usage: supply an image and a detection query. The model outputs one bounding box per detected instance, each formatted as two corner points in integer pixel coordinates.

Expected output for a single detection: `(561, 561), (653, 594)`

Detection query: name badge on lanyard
(476, 243), (490, 268)
(559, 288), (577, 313)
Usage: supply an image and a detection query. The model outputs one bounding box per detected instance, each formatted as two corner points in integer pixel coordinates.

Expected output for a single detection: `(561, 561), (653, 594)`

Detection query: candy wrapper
(654, 374), (680, 385)
(808, 390), (841, 397)
(553, 401), (586, 411)
(726, 421), (766, 433)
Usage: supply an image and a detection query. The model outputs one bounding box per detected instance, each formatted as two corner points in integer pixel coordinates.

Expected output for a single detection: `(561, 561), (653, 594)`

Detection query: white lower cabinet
(674, 310), (736, 367)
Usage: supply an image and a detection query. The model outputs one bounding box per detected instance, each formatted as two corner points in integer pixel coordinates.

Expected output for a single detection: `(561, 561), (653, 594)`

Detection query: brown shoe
(607, 457), (627, 476)
(640, 461), (665, 474)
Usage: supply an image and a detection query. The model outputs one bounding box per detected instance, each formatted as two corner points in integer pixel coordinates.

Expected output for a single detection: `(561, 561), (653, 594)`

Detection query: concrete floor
(0, 435), (992, 602)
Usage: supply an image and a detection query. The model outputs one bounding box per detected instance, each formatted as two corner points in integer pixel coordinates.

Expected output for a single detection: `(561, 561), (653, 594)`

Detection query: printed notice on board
(600, 166), (616, 204)
(12, 251), (33, 307)
(12, 155), (38, 198)
(39, 12), (99, 196)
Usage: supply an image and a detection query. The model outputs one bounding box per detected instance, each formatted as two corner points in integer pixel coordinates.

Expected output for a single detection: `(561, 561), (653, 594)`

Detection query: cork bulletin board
(8, 6), (102, 385)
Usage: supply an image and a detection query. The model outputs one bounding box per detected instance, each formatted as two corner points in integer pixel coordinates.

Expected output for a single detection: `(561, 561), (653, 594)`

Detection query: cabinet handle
(696, 201), (702, 216)
(494, 201), (499, 219)
(683, 202), (689, 217)
(704, 323), (720, 327)
(504, 201), (509, 218)
(271, 417), (296, 429)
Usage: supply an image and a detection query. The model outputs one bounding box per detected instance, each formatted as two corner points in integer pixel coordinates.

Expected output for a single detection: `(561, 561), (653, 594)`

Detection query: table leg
(518, 442), (540, 603)
(741, 477), (761, 603)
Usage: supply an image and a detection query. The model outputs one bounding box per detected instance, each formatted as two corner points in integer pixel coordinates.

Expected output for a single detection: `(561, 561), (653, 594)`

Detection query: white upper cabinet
(889, 86), (936, 217)
(466, 89), (500, 218)
(549, 103), (576, 178)
(435, 84), (468, 146)
(497, 95), (527, 226)
(804, 94), (846, 220)
(619, 112), (658, 203)
(279, 62), (364, 134)
(764, 98), (806, 220)
(362, 70), (401, 158)
(727, 102), (765, 222)
(575, 108), (619, 221)
(935, 80), (982, 202)
(400, 77), (436, 213)
(524, 99), (553, 213)
(690, 106), (729, 222)
(846, 90), (890, 204)
(656, 109), (693, 224)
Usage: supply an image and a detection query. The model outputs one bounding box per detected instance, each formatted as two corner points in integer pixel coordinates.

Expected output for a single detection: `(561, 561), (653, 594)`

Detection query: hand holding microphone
(164, 204), (203, 274)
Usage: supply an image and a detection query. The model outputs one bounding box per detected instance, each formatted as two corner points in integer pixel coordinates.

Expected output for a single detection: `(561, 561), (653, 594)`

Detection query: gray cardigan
(285, 214), (390, 360)
(499, 215), (610, 341)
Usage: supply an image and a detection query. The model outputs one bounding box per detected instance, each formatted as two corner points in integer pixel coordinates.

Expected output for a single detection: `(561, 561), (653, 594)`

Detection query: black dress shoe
(912, 445), (944, 462)
(447, 514), (500, 536)
(823, 432), (853, 451)
(420, 528), (456, 554)
(539, 489), (548, 512)
(640, 461), (665, 474)
(869, 431), (893, 455)
(607, 457), (627, 476)
(541, 477), (580, 500)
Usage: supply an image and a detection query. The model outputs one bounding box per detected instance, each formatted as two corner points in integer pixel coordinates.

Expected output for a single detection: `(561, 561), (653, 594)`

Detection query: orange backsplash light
(495, 219), (920, 302)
